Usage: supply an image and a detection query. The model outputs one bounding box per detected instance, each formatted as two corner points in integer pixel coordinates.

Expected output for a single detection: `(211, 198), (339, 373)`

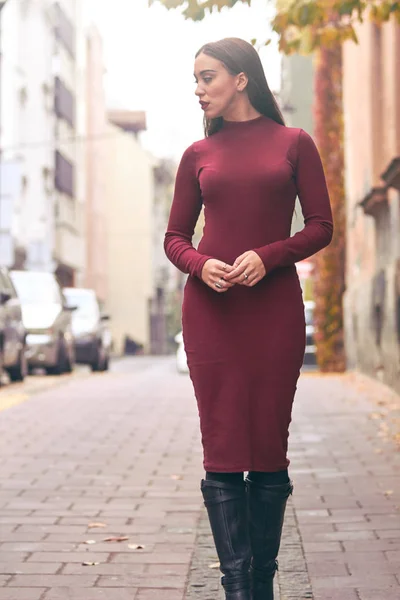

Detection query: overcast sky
(85, 0), (281, 160)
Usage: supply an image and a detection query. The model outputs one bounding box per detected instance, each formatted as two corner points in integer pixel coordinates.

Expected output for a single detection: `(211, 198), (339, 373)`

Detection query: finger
(239, 267), (254, 284)
(228, 268), (253, 284)
(213, 266), (234, 279)
(211, 278), (233, 292)
(232, 252), (248, 268)
(224, 264), (248, 281)
(232, 270), (256, 286)
(219, 262), (234, 274)
(248, 276), (260, 287)
(217, 266), (234, 278)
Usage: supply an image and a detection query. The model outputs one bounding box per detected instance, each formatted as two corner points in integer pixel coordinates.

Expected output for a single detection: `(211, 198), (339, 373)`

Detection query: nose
(195, 82), (204, 97)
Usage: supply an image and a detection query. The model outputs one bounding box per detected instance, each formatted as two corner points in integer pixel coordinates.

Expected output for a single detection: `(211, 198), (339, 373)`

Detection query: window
(53, 2), (75, 58)
(54, 150), (74, 198)
(54, 76), (75, 128)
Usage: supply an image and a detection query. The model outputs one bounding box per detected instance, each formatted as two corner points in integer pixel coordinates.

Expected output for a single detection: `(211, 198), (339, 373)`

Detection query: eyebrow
(194, 69), (218, 78)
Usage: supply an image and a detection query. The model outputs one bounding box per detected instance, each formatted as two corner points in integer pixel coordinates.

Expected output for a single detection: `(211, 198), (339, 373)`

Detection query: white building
(0, 0), (86, 285)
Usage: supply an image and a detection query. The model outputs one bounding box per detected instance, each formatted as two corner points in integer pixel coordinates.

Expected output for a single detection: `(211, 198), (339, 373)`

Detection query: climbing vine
(312, 44), (346, 370)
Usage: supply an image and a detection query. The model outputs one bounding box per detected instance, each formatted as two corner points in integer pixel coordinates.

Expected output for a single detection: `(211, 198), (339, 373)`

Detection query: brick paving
(0, 357), (399, 600)
(288, 373), (400, 600)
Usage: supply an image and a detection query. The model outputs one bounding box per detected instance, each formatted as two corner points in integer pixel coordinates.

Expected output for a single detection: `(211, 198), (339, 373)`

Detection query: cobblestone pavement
(0, 357), (399, 600)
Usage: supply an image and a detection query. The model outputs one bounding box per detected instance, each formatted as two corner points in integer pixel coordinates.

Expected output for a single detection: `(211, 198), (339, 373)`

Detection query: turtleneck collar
(222, 115), (265, 129)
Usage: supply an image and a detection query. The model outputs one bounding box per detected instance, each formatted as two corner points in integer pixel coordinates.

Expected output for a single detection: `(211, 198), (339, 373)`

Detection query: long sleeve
(253, 129), (333, 271)
(164, 144), (212, 278)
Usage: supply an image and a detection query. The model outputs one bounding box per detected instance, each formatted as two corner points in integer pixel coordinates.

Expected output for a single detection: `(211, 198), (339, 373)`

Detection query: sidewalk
(0, 358), (399, 599)
(284, 372), (400, 600)
(0, 358), (205, 600)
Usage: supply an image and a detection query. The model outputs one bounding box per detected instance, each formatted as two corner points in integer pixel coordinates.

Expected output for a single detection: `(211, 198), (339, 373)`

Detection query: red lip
(200, 101), (210, 110)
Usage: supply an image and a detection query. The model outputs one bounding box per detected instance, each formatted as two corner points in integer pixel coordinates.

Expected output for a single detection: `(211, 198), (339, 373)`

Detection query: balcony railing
(54, 150), (74, 198)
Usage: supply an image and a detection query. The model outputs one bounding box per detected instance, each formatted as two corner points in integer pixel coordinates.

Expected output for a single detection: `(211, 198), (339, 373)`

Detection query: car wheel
(46, 339), (69, 376)
(91, 344), (107, 372)
(7, 345), (28, 382)
(101, 354), (110, 372)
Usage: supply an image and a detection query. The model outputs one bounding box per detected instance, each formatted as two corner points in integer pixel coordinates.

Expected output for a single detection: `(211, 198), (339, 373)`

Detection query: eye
(203, 77), (212, 84)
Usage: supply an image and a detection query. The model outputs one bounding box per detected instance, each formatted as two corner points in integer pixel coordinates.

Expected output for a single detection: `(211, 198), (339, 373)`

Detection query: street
(0, 357), (399, 600)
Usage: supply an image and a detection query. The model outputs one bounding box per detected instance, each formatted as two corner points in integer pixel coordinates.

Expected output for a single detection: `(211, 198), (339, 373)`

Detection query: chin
(206, 109), (222, 120)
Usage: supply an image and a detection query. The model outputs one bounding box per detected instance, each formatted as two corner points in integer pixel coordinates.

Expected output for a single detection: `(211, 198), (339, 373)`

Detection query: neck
(222, 98), (261, 123)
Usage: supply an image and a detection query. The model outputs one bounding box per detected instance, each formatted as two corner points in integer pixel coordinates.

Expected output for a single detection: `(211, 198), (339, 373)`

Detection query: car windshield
(11, 272), (61, 305)
(64, 290), (98, 318)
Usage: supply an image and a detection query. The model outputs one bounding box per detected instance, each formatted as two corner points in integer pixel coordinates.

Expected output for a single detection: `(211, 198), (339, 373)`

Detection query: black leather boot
(201, 479), (252, 600)
(245, 477), (293, 600)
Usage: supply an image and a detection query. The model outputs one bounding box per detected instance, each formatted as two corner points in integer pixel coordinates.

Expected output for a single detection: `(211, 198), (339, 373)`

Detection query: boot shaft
(245, 477), (293, 599)
(201, 479), (252, 600)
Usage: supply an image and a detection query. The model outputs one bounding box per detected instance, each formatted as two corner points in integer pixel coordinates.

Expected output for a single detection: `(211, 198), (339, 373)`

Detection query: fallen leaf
(128, 544), (145, 550)
(83, 540), (97, 545)
(103, 536), (129, 543)
(369, 412), (382, 420)
(87, 522), (107, 529)
(170, 474), (183, 480)
(209, 562), (220, 569)
(81, 561), (100, 566)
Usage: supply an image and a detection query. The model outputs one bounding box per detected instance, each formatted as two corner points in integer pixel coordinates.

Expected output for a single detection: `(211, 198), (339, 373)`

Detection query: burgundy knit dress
(165, 115), (333, 473)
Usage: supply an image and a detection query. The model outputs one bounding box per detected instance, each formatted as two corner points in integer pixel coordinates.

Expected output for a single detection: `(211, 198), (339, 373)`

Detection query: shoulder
(288, 127), (318, 151)
(284, 127), (320, 166)
(179, 137), (209, 162)
(177, 142), (199, 171)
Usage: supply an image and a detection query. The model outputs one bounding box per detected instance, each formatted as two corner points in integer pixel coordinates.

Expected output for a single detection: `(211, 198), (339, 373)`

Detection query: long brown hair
(195, 37), (285, 137)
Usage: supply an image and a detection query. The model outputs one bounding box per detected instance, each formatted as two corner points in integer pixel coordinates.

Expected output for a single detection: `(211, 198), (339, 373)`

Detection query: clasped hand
(201, 251), (266, 293)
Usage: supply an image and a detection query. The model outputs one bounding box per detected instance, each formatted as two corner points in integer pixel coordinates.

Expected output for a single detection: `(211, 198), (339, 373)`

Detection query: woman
(164, 38), (333, 600)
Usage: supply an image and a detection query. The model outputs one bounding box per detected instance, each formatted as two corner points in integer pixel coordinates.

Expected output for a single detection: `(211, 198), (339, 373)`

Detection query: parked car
(10, 270), (75, 375)
(0, 267), (27, 382)
(175, 331), (189, 374)
(63, 287), (111, 372)
(304, 300), (316, 365)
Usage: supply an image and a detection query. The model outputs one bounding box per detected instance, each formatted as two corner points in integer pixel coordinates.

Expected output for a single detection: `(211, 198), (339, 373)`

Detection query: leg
(201, 472), (251, 600)
(245, 470), (293, 600)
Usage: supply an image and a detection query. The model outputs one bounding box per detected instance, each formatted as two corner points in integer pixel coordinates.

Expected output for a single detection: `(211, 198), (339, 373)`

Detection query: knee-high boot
(201, 479), (252, 600)
(245, 476), (293, 600)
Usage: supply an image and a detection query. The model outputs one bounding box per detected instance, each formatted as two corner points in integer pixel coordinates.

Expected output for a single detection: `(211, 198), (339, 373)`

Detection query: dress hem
(203, 461), (290, 473)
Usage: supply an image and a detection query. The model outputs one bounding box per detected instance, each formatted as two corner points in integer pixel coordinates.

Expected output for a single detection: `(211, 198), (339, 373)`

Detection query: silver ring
(243, 273), (249, 280)
(215, 282), (223, 289)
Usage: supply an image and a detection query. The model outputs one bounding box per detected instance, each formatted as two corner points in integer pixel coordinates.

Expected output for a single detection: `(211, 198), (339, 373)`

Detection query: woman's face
(194, 52), (245, 119)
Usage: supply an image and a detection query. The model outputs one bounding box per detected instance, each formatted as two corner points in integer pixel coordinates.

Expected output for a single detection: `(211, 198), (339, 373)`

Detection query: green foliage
(149, 0), (250, 21)
(273, 1), (400, 55)
(151, 1), (400, 53)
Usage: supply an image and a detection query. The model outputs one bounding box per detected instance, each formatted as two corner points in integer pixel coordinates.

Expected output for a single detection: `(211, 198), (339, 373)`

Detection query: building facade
(104, 111), (155, 355)
(85, 25), (107, 301)
(0, 0), (86, 285)
(343, 18), (400, 391)
(149, 158), (177, 354)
